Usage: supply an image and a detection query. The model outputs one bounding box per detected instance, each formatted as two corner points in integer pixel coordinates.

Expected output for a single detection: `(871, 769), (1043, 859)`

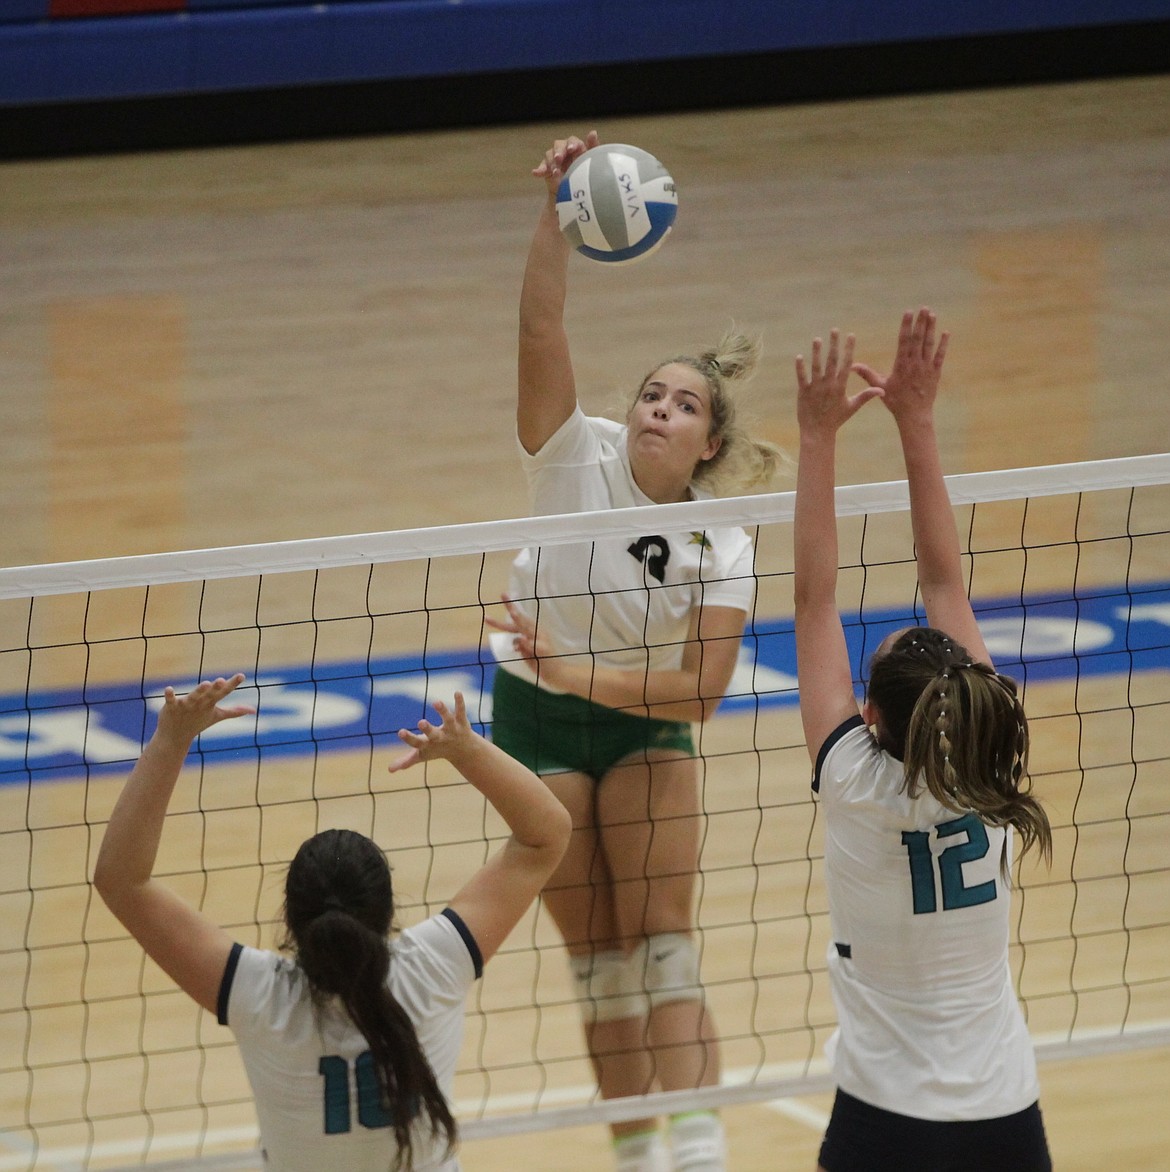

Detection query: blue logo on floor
(2, 585), (1168, 785)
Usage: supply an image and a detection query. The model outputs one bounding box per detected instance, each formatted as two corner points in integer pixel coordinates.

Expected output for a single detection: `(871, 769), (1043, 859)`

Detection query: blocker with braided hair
(793, 308), (1053, 1172)
(868, 625), (1051, 866)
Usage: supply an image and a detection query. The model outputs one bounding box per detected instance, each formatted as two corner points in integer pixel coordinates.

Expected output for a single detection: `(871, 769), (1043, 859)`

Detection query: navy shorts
(818, 1089), (1052, 1172)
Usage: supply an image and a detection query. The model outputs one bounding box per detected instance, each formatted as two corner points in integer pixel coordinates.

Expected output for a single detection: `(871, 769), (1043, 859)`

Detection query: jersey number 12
(901, 813), (997, 915)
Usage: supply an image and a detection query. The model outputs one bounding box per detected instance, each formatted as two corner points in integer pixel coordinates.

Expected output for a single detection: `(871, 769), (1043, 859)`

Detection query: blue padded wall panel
(0, 16), (190, 102)
(187, 0), (304, 8)
(60, 18), (190, 97)
(325, 0), (600, 81)
(2, 0), (1169, 106)
(1, 1), (50, 22)
(190, 6), (330, 89)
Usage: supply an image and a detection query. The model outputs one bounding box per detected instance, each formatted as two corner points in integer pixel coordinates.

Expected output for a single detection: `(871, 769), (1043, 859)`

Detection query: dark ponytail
(284, 829), (457, 1170)
(869, 627), (1053, 866)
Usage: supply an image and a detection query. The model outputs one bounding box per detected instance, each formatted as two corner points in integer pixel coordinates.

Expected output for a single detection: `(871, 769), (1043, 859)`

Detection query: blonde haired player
(486, 132), (782, 1172)
(95, 678), (570, 1172)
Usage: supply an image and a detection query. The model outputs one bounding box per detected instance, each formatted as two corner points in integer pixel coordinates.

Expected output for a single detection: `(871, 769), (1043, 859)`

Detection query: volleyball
(556, 143), (678, 265)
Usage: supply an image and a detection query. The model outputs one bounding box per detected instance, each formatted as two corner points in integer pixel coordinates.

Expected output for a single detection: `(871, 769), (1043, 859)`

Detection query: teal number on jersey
(901, 813), (998, 915)
(319, 1052), (396, 1134)
(901, 828), (937, 913)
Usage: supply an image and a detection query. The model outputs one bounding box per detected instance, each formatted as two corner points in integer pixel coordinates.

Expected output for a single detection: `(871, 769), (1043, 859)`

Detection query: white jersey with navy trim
(218, 908), (481, 1172)
(490, 407), (755, 689)
(813, 715), (1040, 1121)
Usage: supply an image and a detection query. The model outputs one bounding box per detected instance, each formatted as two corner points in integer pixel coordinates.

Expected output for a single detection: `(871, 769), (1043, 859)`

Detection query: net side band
(2, 453), (1168, 600)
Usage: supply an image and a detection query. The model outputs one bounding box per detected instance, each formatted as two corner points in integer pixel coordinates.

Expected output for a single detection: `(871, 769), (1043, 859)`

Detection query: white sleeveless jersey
(814, 716), (1040, 1121)
(219, 909), (481, 1171)
(490, 408), (755, 688)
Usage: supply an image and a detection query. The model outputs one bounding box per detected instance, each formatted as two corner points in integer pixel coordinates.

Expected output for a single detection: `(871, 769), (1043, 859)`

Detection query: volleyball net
(2, 454), (1169, 1170)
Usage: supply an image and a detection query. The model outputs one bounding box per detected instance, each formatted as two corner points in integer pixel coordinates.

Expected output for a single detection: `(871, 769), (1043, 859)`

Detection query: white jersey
(490, 407), (755, 689)
(219, 909), (481, 1172)
(814, 716), (1040, 1121)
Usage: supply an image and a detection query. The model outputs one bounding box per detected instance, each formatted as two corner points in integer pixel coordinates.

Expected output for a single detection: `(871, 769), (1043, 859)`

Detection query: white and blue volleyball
(556, 143), (678, 265)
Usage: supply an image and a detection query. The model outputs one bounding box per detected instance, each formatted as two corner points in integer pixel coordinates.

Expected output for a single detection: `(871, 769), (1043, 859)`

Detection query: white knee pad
(643, 933), (702, 1008)
(569, 943), (650, 1022)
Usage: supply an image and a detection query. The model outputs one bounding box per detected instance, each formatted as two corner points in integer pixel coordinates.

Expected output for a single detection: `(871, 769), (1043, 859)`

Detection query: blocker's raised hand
(389, 692), (474, 772)
(155, 674), (254, 746)
(795, 328), (883, 436)
(853, 306), (950, 421)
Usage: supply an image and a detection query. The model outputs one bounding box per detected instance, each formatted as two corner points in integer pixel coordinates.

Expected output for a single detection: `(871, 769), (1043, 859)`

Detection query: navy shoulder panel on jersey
(441, 907), (484, 979)
(812, 714), (867, 794)
(217, 940), (244, 1026)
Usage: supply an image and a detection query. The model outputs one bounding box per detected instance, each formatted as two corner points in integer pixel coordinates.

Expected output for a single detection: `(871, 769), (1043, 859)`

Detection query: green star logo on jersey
(688, 531), (713, 551)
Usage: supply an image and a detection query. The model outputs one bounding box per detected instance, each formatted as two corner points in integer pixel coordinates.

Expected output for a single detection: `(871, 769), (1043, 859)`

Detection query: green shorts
(490, 666), (695, 782)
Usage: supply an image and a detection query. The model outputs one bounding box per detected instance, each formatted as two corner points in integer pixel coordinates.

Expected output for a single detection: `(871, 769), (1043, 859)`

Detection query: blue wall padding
(1, 1), (50, 21)
(188, 0), (301, 8)
(2, 0), (1169, 105)
(192, 7), (327, 89)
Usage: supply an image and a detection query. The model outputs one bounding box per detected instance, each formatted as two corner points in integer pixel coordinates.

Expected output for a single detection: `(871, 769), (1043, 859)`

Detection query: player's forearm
(543, 659), (723, 723)
(897, 412), (963, 592)
(517, 200), (577, 452)
(94, 731), (189, 899)
(519, 200), (570, 337)
(793, 430), (841, 609)
(447, 735), (570, 852)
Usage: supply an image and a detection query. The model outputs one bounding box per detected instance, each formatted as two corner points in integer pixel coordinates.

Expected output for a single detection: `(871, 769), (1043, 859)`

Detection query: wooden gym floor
(1, 73), (1169, 1170)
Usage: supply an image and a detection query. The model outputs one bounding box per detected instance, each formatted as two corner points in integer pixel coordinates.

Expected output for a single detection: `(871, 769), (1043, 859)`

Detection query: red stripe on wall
(50, 0), (186, 16)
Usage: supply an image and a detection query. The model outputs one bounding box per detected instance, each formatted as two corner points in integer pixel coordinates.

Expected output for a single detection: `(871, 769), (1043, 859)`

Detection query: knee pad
(643, 933), (702, 1008)
(569, 943), (650, 1022)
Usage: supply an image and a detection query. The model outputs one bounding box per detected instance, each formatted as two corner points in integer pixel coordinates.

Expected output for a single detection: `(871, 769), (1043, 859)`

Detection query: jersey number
(901, 813), (997, 915)
(319, 1052), (395, 1134)
(627, 536), (670, 584)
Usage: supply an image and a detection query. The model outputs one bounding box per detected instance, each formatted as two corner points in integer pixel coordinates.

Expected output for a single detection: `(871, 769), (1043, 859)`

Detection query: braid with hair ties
(283, 829), (457, 1171)
(869, 628), (1052, 869)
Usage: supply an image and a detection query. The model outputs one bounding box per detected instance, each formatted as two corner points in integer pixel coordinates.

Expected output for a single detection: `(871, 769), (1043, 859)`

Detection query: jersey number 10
(319, 1052), (397, 1133)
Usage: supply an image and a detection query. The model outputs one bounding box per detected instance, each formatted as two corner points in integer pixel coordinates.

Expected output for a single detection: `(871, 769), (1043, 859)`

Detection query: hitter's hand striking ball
(555, 143), (678, 265)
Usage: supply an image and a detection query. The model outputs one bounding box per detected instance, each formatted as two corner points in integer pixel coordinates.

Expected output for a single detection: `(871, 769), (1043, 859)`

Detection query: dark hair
(282, 829), (457, 1170)
(866, 627), (1052, 865)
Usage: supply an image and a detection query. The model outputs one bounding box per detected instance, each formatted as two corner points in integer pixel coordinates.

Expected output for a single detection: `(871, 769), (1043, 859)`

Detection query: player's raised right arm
(854, 309), (991, 666)
(94, 675), (255, 1015)
(517, 132), (597, 455)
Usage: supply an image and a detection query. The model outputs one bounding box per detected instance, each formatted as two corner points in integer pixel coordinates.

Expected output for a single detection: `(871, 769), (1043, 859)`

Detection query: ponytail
(870, 628), (1053, 867)
(285, 830), (457, 1170)
(904, 659), (1052, 867)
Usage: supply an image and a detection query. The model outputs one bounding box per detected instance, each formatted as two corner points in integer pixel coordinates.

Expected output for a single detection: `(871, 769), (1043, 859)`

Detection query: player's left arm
(93, 676), (254, 1015)
(492, 598), (746, 722)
